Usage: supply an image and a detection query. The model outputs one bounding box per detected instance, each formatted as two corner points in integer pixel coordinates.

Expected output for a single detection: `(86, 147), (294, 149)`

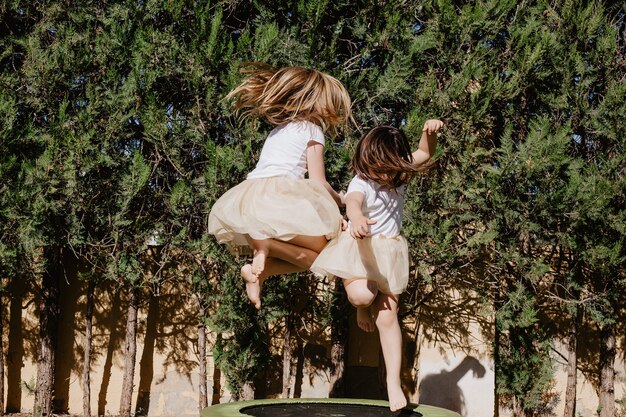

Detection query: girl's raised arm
(411, 119), (443, 167)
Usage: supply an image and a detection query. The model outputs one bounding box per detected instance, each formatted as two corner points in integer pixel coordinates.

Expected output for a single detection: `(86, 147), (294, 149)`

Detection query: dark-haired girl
(312, 120), (443, 411)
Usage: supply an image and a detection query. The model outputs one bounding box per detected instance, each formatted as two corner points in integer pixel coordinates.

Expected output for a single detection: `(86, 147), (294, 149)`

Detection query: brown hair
(351, 126), (428, 189)
(225, 62), (352, 135)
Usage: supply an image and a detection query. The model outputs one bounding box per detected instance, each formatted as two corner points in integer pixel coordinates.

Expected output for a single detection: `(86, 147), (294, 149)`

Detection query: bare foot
(241, 264), (262, 309)
(251, 247), (268, 277)
(387, 381), (407, 412)
(356, 307), (375, 332)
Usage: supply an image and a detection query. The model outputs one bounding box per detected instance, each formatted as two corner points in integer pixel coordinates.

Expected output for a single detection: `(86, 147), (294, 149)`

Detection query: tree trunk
(292, 339), (304, 398)
(329, 282), (348, 397)
(563, 306), (579, 417)
(598, 322), (615, 417)
(0, 284), (5, 417)
(493, 288), (501, 417)
(281, 316), (293, 398)
(82, 279), (95, 417)
(409, 314), (422, 401)
(212, 334), (222, 405)
(328, 340), (345, 397)
(512, 397), (527, 417)
(196, 293), (208, 411)
(198, 321), (208, 411)
(135, 293), (158, 416)
(119, 286), (140, 417)
(35, 248), (60, 417)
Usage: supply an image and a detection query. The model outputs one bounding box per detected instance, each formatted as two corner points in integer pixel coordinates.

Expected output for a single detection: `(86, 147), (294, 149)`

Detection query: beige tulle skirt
(208, 176), (342, 255)
(311, 231), (409, 294)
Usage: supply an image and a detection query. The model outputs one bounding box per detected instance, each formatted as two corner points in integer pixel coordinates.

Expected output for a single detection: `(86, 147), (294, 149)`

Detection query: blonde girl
(209, 63), (351, 309)
(311, 120), (443, 411)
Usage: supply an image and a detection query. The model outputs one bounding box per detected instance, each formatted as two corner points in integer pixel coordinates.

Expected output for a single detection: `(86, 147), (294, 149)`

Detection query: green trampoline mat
(203, 398), (460, 417)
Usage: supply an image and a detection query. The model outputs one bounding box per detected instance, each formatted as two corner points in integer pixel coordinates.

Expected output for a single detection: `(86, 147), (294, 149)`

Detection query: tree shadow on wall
(418, 355), (486, 417)
(47, 253), (202, 416)
(54, 254), (84, 413)
(95, 282), (125, 417)
(5, 275), (39, 413)
(135, 275), (207, 415)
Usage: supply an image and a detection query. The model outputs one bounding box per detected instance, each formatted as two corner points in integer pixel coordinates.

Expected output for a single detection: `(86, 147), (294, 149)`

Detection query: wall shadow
(96, 285), (125, 416)
(105, 266), (204, 412)
(54, 254), (83, 413)
(418, 355), (486, 417)
(145, 279), (201, 389)
(6, 275), (27, 413)
(3, 253), (623, 416)
(44, 257), (201, 416)
(135, 293), (160, 416)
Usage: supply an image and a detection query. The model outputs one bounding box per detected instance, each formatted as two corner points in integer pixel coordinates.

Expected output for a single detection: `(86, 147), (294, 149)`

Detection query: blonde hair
(225, 62), (352, 134)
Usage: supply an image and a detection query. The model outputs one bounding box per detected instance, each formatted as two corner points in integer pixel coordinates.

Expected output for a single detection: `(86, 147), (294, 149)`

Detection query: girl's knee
(373, 294), (400, 328)
(348, 291), (375, 308)
(345, 280), (378, 307)
(375, 309), (398, 329)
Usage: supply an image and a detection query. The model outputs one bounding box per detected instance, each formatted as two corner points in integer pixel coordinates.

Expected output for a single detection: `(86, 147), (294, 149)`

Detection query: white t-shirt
(346, 176), (405, 238)
(247, 120), (325, 179)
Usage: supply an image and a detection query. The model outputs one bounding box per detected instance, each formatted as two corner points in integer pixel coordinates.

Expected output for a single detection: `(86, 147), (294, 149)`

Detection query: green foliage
(403, 0), (625, 412)
(1, 0), (624, 410)
(210, 267), (269, 396)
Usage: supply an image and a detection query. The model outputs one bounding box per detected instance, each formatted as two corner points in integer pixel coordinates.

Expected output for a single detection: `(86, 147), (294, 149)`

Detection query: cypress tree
(401, 1), (625, 415)
(1, 0), (624, 414)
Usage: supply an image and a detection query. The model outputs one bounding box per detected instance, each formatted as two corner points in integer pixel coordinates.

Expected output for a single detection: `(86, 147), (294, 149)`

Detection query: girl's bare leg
(343, 279), (378, 332)
(245, 234), (327, 277)
(286, 235), (329, 253)
(267, 236), (326, 269)
(372, 293), (406, 412)
(241, 235), (326, 309)
(241, 258), (304, 309)
(245, 236), (270, 277)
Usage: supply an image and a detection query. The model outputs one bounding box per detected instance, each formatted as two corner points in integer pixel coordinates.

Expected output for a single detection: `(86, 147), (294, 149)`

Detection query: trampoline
(202, 398), (460, 417)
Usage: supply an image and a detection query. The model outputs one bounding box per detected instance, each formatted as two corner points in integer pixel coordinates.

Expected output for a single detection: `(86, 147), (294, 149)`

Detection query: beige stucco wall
(13, 355), (214, 416)
(416, 326), (625, 417)
(3, 276), (624, 416)
(5, 282), (220, 416)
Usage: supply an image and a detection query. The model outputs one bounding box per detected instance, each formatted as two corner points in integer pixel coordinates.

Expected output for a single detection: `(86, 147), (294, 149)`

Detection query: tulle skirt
(208, 176), (342, 255)
(311, 231), (409, 295)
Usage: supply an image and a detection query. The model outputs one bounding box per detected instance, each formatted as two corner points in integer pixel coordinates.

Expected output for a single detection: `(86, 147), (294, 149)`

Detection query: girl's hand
(423, 119), (444, 135)
(338, 190), (346, 207)
(350, 216), (377, 239)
